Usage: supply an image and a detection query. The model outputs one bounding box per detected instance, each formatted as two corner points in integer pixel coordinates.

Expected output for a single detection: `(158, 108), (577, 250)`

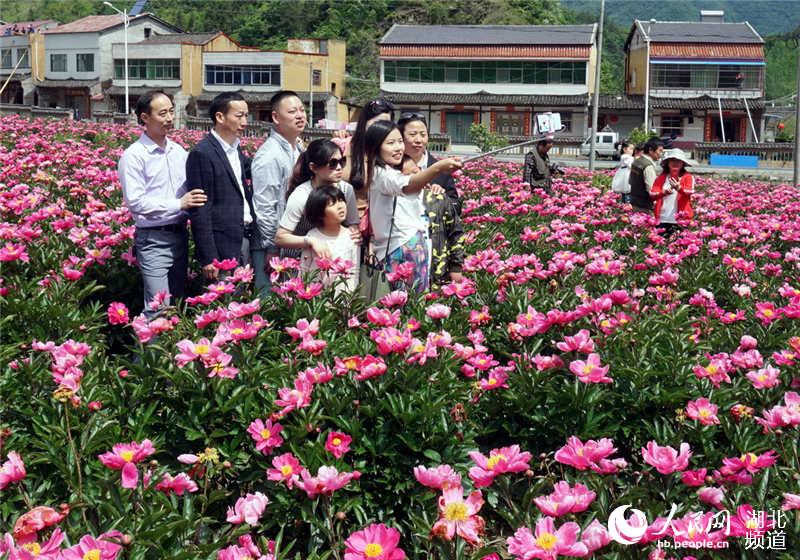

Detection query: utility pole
(794, 39), (800, 186)
(589, 0), (605, 172)
(309, 63), (314, 127)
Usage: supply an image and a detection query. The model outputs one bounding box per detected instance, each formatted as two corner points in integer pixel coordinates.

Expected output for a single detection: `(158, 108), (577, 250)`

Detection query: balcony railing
(183, 116), (452, 152)
(693, 142), (795, 167)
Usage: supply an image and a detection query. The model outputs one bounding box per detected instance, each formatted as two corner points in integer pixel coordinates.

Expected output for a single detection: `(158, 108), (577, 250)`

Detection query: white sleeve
(373, 167), (410, 196)
(279, 189), (306, 232)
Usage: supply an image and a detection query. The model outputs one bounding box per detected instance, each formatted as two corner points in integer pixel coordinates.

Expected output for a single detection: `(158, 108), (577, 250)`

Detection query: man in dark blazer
(186, 92), (255, 281)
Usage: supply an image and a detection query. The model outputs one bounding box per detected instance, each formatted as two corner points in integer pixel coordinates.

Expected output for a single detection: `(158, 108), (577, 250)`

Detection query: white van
(580, 131), (619, 158)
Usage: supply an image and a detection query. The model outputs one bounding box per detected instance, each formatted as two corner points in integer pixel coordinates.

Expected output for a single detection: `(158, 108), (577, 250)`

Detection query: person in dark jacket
(628, 138), (664, 214)
(186, 92), (255, 281)
(523, 139), (558, 193)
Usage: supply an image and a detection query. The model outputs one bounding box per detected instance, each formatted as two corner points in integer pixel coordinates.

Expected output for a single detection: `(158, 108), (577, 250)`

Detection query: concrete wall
(97, 18), (177, 82)
(626, 47), (648, 95)
(44, 32), (99, 79)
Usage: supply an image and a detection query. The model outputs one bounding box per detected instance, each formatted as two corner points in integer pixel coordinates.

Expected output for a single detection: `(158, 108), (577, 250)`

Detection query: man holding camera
(523, 138), (562, 194)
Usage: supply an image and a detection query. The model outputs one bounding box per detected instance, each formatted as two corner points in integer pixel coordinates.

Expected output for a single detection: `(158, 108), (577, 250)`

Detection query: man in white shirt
(250, 90), (307, 292)
(118, 91), (206, 317)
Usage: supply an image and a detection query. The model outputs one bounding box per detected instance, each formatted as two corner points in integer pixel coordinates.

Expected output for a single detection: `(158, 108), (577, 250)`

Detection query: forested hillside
(1, 0), (797, 102)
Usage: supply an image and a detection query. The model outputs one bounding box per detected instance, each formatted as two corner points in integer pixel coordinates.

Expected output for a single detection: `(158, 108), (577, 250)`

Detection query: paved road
(448, 145), (797, 181)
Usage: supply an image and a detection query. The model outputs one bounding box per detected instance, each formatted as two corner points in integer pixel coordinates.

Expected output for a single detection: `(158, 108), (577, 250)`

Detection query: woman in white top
(275, 139), (360, 259)
(300, 185), (359, 293)
(363, 120), (461, 292)
(611, 140), (635, 204)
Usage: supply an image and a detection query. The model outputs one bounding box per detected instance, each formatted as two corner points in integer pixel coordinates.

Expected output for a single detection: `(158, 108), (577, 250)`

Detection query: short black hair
(304, 185), (346, 229)
(397, 113), (427, 134)
(135, 90), (172, 125)
(644, 138), (664, 155)
(270, 90), (302, 116)
(208, 92), (245, 123)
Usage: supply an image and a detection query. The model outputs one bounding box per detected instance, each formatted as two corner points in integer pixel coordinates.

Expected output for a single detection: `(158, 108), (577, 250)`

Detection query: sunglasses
(368, 99), (395, 114)
(400, 112), (426, 122)
(326, 156), (347, 169)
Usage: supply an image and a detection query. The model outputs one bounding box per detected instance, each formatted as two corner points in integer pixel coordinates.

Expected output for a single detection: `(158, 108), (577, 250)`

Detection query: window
(144, 27), (152, 38)
(382, 60), (586, 85)
(76, 53), (94, 72)
(660, 115), (683, 137)
(114, 59), (180, 80)
(559, 112), (572, 133)
(204, 64), (280, 86)
(495, 112), (525, 136)
(17, 48), (29, 68)
(0, 49), (11, 69)
(312, 69), (321, 86)
(652, 63), (762, 90)
(50, 53), (67, 72)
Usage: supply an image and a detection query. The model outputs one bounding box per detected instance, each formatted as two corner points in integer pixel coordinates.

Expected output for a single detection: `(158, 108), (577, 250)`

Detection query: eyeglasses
(326, 156), (347, 169)
(400, 112), (426, 122)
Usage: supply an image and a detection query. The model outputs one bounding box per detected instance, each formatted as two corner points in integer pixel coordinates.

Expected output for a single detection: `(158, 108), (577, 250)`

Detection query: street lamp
(104, 1), (128, 116)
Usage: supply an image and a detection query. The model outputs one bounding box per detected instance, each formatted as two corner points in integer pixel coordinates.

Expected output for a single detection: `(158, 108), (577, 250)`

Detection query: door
(712, 118), (740, 143)
(445, 111), (474, 144)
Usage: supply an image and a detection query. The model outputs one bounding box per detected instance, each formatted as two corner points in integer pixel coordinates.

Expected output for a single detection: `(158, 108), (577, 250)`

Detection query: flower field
(1, 113), (799, 559)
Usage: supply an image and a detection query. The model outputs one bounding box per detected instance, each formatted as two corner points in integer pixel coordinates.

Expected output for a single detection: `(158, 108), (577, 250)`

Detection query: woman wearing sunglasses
(275, 139), (360, 259)
(345, 98), (396, 195)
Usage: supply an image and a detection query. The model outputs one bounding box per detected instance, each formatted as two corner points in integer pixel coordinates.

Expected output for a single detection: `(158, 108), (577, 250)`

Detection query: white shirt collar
(211, 129), (240, 152)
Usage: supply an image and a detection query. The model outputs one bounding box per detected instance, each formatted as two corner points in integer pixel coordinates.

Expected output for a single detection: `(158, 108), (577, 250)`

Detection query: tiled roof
(141, 32), (220, 45)
(597, 94), (765, 111)
(196, 90), (331, 103)
(107, 86), (181, 95)
(380, 45), (591, 59)
(381, 24), (596, 46)
(0, 20), (57, 35)
(636, 21), (762, 44)
(44, 13), (169, 34)
(650, 43), (764, 60)
(380, 91), (589, 106)
(34, 79), (98, 87)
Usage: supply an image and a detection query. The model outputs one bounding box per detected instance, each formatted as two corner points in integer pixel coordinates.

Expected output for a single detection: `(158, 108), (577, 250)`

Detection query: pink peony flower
(641, 441), (692, 475)
(425, 303), (451, 319)
(468, 445), (532, 487)
(267, 453), (302, 489)
(226, 492), (269, 526)
(685, 398), (720, 426)
(97, 439), (156, 488)
(681, 468), (707, 487)
(413, 464), (462, 490)
(581, 519), (611, 553)
(746, 365), (782, 389)
(697, 486), (725, 509)
(325, 431), (352, 459)
(106, 302), (129, 325)
(533, 481), (596, 517)
(506, 517), (589, 560)
(554, 436), (624, 474)
(0, 451), (26, 490)
(59, 534), (122, 560)
(556, 329), (595, 353)
(781, 492), (800, 511)
(155, 473), (199, 496)
(568, 353), (612, 384)
(430, 485), (485, 545)
(344, 523), (406, 560)
(298, 466), (361, 498)
(247, 418), (284, 455)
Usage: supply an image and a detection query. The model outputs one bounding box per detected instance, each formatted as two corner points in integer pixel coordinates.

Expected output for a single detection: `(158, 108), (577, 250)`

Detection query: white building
(378, 24), (598, 143)
(0, 20), (58, 105)
(37, 13), (179, 117)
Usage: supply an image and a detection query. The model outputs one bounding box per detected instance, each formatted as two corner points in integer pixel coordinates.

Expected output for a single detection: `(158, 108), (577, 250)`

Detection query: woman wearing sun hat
(649, 148), (696, 236)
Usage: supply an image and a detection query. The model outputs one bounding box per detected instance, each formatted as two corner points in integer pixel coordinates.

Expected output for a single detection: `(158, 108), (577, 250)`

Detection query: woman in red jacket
(650, 148), (696, 236)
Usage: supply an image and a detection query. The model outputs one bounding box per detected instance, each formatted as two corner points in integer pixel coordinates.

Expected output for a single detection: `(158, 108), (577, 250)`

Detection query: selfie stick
(460, 126), (565, 163)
